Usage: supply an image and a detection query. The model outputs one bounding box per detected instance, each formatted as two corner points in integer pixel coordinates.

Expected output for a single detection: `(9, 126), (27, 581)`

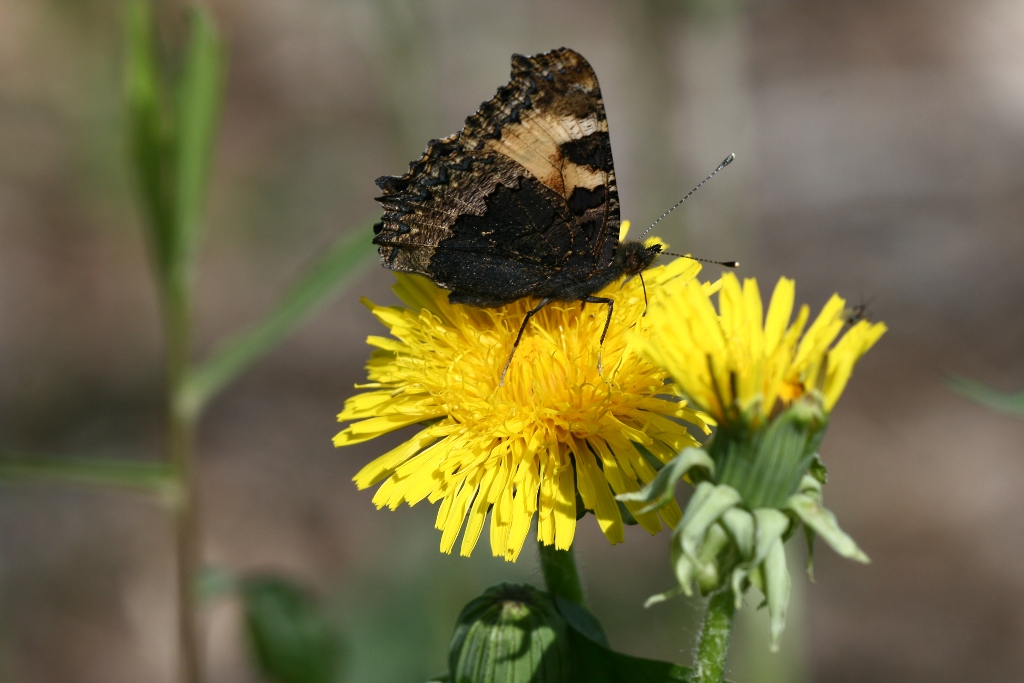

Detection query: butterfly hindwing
(373, 48), (621, 306)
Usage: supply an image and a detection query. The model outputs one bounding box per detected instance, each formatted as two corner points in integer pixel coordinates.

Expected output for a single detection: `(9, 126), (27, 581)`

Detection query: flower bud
(449, 583), (574, 683)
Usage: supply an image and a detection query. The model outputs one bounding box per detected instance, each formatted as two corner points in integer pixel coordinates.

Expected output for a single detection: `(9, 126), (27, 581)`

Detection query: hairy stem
(537, 541), (585, 607)
(693, 588), (736, 683)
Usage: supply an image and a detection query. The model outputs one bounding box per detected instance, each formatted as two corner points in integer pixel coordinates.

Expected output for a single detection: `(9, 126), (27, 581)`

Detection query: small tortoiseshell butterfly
(372, 48), (704, 379)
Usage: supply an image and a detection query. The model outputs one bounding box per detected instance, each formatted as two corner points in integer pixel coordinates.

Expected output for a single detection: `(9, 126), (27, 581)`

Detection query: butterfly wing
(373, 48), (621, 306)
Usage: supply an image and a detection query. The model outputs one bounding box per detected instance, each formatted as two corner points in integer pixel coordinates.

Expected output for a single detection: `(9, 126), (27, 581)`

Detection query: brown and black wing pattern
(372, 48), (620, 307)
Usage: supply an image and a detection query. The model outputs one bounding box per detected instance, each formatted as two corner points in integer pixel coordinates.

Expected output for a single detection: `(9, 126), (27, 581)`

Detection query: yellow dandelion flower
(636, 272), (887, 426)
(335, 233), (709, 562)
(624, 272), (886, 649)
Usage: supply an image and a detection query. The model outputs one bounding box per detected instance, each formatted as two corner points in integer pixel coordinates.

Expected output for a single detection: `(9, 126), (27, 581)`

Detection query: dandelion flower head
(636, 272), (887, 426)
(335, 227), (709, 561)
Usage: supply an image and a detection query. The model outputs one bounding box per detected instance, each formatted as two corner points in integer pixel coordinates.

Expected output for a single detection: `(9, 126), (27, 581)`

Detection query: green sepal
(718, 508), (756, 606)
(808, 453), (828, 485)
(712, 400), (825, 508)
(750, 510), (790, 572)
(803, 523), (816, 582)
(762, 533), (791, 652)
(678, 483), (742, 563)
(720, 507), (755, 560)
(241, 576), (344, 683)
(724, 509), (789, 610)
(643, 584), (685, 609)
(694, 523), (732, 594)
(615, 447), (714, 514)
(786, 476), (869, 563)
(657, 483), (742, 600)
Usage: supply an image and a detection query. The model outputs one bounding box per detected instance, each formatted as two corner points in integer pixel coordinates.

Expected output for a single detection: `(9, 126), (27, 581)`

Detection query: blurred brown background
(2, 0), (1024, 681)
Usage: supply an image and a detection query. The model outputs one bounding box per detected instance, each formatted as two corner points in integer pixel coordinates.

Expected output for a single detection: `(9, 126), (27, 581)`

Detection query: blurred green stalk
(948, 376), (1024, 418)
(0, 2), (375, 681)
(126, 1), (224, 678)
(124, 4), (373, 681)
(164, 262), (203, 683)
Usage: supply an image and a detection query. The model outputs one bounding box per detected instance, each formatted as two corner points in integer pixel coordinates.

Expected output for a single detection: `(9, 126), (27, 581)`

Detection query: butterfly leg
(639, 272), (649, 315)
(583, 295), (614, 377)
(500, 297), (554, 386)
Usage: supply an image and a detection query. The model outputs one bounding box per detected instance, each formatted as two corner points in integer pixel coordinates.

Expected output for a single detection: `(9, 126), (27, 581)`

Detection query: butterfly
(373, 48), (668, 381)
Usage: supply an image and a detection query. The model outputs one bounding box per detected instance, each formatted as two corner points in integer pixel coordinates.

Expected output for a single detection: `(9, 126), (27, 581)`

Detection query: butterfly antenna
(639, 153), (736, 240)
(661, 251), (739, 268)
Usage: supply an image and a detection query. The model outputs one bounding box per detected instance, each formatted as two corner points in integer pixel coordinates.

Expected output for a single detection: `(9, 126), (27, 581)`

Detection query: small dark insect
(372, 48), (734, 383)
(843, 294), (877, 326)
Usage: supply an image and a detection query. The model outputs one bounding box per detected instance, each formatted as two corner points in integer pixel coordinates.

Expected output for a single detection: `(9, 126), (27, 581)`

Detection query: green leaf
(124, 0), (173, 271)
(172, 5), (223, 269)
(0, 453), (176, 497)
(242, 576), (344, 683)
(554, 595), (609, 648)
(184, 227), (376, 411)
(615, 447), (714, 514)
(948, 376), (1024, 417)
(557, 599), (691, 683)
(606, 649), (691, 683)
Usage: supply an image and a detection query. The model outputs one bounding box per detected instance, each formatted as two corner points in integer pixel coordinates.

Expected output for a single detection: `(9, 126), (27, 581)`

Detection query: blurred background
(2, 0), (1024, 681)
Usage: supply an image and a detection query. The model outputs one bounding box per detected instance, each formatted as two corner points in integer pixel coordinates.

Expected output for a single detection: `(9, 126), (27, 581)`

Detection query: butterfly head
(618, 240), (663, 277)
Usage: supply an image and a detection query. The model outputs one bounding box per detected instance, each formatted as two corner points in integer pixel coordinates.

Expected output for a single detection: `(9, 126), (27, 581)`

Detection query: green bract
(619, 397), (868, 651)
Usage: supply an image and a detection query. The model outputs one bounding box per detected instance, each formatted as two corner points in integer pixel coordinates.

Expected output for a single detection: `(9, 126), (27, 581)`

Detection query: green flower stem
(165, 267), (204, 683)
(537, 542), (586, 607)
(693, 587), (736, 683)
